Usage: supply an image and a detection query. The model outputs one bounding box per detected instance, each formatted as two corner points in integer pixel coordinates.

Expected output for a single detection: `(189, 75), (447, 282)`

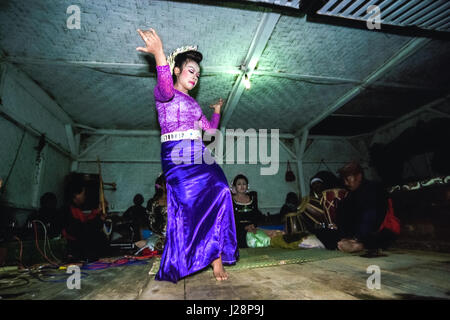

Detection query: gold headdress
(167, 45), (198, 75)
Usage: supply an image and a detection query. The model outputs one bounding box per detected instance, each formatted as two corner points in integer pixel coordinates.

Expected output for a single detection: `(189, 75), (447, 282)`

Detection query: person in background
(312, 170), (342, 191)
(297, 175), (343, 249)
(140, 174), (168, 252)
(27, 192), (62, 239)
(147, 174), (167, 238)
(61, 178), (109, 262)
(310, 177), (325, 201)
(279, 192), (300, 222)
(123, 193), (148, 242)
(336, 161), (400, 253)
(301, 177), (327, 232)
(231, 174), (263, 248)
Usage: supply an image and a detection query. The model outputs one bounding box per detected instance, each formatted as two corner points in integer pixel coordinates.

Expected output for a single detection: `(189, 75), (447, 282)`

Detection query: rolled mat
(149, 247), (351, 275)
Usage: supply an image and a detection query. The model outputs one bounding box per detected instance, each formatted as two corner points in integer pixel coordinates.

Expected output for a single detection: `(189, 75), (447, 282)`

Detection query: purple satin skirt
(155, 139), (239, 283)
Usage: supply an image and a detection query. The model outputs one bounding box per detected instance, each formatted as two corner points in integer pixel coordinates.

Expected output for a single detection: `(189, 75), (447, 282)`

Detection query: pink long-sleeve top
(154, 64), (220, 135)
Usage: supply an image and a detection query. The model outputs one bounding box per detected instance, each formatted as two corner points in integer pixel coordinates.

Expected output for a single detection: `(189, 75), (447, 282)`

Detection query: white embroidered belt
(160, 129), (202, 143)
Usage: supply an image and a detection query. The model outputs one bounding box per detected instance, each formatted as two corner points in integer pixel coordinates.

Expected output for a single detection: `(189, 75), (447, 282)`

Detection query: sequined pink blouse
(154, 64), (220, 135)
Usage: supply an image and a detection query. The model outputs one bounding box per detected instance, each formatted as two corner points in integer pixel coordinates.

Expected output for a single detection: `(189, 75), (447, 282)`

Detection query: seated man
(336, 161), (400, 253)
(61, 179), (109, 262)
(299, 177), (328, 232)
(298, 176), (342, 249)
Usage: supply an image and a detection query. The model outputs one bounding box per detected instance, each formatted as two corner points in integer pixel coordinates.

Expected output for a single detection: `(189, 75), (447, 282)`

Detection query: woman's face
(174, 60), (200, 91)
(234, 178), (248, 194)
(73, 188), (86, 206)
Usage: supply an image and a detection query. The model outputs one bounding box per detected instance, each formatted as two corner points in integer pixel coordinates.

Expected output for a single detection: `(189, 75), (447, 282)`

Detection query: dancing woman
(137, 28), (238, 282)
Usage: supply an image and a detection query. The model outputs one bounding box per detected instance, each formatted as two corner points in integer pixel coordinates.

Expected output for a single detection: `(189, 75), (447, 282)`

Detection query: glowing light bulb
(243, 74), (251, 90)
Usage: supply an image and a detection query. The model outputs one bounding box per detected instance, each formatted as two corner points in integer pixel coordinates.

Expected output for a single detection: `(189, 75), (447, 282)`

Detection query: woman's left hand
(210, 98), (224, 113)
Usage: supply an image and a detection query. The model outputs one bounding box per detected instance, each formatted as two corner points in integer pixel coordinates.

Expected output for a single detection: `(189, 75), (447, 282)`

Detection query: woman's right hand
(136, 28), (164, 57)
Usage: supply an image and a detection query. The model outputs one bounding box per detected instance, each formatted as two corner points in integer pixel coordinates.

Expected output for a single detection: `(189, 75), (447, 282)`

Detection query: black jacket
(336, 180), (388, 241)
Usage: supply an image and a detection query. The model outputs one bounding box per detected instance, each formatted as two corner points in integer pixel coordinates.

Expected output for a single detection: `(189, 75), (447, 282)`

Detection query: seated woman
(231, 174), (265, 248)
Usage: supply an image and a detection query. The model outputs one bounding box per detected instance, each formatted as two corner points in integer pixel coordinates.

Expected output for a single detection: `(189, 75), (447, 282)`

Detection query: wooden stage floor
(1, 248), (449, 300)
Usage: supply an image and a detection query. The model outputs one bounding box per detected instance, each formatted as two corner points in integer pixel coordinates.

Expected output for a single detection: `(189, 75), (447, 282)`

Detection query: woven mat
(149, 247), (349, 275)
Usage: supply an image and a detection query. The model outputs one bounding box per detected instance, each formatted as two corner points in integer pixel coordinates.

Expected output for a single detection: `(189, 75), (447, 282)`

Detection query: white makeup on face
(186, 63), (200, 79)
(176, 61), (200, 93)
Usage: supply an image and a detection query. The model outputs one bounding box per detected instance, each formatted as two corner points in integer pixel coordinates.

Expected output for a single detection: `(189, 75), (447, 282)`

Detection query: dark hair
(151, 174), (166, 203)
(133, 193), (144, 206)
(64, 174), (85, 203)
(312, 170), (341, 189)
(338, 161), (363, 179)
(173, 50), (203, 83)
(285, 192), (299, 206)
(232, 174), (248, 186)
(40, 192), (57, 208)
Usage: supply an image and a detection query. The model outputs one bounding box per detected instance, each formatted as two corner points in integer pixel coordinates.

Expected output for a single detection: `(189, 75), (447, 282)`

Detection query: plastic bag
(246, 229), (271, 248)
(285, 161), (296, 182)
(298, 234), (325, 249)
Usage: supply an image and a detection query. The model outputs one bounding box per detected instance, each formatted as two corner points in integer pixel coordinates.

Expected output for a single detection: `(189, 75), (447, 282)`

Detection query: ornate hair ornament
(167, 45), (198, 75)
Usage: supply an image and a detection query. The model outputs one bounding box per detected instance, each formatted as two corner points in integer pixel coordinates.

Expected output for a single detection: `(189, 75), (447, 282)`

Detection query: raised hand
(136, 28), (163, 55)
(136, 28), (167, 66)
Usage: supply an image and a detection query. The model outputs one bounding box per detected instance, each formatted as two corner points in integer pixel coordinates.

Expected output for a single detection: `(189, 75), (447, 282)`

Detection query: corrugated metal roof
(317, 0), (450, 33)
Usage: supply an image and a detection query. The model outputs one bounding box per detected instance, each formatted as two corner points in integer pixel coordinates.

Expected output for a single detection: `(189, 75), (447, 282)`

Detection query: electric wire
(13, 236), (24, 269)
(32, 221), (59, 266)
(32, 220), (61, 264)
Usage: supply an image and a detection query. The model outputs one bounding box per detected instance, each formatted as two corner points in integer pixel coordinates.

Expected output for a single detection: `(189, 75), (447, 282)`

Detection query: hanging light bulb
(243, 73), (251, 90)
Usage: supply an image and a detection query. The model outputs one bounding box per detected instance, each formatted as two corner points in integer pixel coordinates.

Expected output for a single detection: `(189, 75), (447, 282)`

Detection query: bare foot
(338, 239), (364, 253)
(211, 256), (229, 281)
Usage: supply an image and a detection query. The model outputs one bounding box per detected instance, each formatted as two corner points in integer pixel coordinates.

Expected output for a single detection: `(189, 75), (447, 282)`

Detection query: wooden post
(294, 129), (309, 198)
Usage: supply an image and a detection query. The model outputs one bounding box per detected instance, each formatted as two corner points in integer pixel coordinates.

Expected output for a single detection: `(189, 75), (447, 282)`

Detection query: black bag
(285, 161), (296, 182)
